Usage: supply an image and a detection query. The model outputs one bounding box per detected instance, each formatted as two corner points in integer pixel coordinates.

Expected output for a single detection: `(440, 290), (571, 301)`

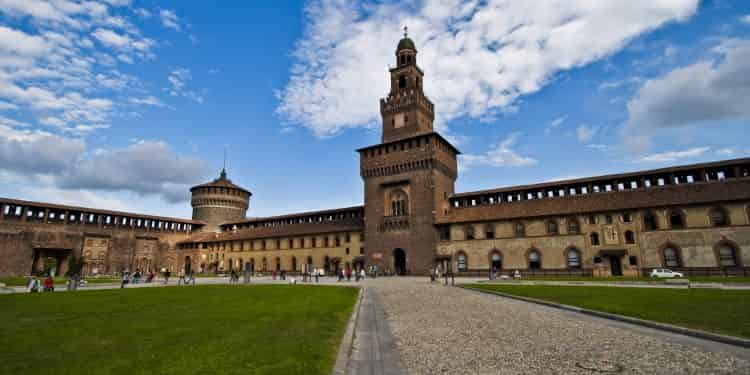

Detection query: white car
(650, 268), (684, 278)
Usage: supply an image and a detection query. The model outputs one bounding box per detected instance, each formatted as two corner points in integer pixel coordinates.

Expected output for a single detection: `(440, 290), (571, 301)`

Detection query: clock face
(394, 113), (405, 128)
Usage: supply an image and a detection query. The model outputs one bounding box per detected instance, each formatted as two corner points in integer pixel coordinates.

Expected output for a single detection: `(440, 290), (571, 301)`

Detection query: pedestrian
(178, 268), (185, 286)
(190, 270), (196, 286)
(360, 268), (366, 281)
(164, 269), (170, 285)
(243, 264), (251, 284)
(28, 276), (40, 293)
(121, 271), (129, 289)
(346, 267), (352, 282)
(43, 274), (54, 292)
(338, 269), (344, 282)
(314, 269), (319, 283)
(280, 270), (286, 281)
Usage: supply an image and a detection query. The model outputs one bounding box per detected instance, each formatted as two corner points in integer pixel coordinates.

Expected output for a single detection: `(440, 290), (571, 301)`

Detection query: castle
(1, 35), (748, 278)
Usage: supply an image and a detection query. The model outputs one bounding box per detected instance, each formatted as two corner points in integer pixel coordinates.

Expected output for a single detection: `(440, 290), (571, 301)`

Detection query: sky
(0, 0), (749, 219)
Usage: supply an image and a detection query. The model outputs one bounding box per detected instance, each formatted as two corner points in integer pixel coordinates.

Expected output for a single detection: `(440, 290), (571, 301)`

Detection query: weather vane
(403, 25), (408, 38)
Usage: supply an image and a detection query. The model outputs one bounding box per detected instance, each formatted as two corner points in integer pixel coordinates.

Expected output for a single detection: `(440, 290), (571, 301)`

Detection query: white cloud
(635, 147), (709, 163)
(715, 147), (736, 156)
(741, 15), (750, 25)
(598, 76), (642, 90)
(624, 40), (750, 150)
(277, 0), (699, 137)
(166, 68), (204, 103)
(576, 124), (598, 142)
(129, 95), (173, 109)
(0, 26), (52, 56)
(544, 115), (566, 134)
(459, 133), (537, 170)
(134, 8), (151, 19)
(159, 8), (181, 31)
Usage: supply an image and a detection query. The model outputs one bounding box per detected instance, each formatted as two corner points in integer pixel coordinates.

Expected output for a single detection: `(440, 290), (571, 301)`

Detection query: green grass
(0, 276), (122, 286)
(0, 285), (358, 375)
(495, 276), (750, 283)
(468, 284), (750, 339)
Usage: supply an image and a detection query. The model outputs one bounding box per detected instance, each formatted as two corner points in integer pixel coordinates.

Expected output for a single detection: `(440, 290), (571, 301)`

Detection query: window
(465, 225), (475, 240)
(663, 247), (680, 267)
(669, 210), (685, 229)
(587, 215), (597, 225)
(624, 230), (635, 244)
(514, 222), (525, 237)
(605, 215), (613, 225)
(709, 207), (729, 227)
(629, 256), (638, 266)
(567, 218), (580, 234)
(566, 248), (581, 269)
(360, 247), (364, 255)
(621, 213), (632, 223)
(398, 75), (406, 88)
(439, 226), (450, 240)
(717, 244), (738, 267)
(546, 220), (559, 235)
(457, 252), (467, 271)
(485, 225), (495, 239)
(643, 211), (658, 231)
(528, 250), (541, 269)
(590, 232), (600, 246)
(390, 189), (409, 216)
(345, 248), (350, 255)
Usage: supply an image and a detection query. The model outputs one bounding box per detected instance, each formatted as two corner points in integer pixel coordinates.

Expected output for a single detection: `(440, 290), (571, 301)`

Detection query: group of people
(337, 267), (367, 282)
(27, 274), (55, 293)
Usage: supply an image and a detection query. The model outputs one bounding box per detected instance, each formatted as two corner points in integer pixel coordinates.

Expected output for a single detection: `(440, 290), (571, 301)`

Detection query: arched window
(456, 252), (468, 272)
(709, 207), (730, 227)
(291, 257), (297, 271)
(528, 249), (541, 269)
(465, 225), (475, 240)
(669, 210), (685, 229)
(398, 75), (406, 89)
(590, 232), (600, 246)
(662, 246), (681, 268)
(643, 211), (658, 231)
(514, 222), (525, 237)
(624, 230), (635, 244)
(389, 189), (409, 216)
(546, 220), (559, 235)
(566, 248), (581, 269)
(567, 218), (580, 234)
(716, 242), (739, 267)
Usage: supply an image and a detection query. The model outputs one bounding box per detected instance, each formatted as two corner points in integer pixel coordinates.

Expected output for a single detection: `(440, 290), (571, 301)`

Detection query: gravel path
(369, 277), (750, 375)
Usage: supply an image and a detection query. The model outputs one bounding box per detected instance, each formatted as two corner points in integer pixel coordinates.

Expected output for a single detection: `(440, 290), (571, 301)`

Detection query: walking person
(28, 276), (40, 293)
(346, 267), (352, 282)
(121, 271), (129, 289)
(243, 263), (251, 284)
(163, 269), (170, 285)
(360, 268), (366, 282)
(178, 268), (185, 286)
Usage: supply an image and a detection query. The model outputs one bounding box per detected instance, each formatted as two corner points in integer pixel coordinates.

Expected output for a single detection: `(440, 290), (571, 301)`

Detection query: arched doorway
(184, 256), (191, 274)
(393, 248), (407, 275)
(489, 250), (502, 271)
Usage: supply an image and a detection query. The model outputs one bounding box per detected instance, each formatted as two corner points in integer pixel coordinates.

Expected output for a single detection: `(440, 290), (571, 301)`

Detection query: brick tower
(190, 168), (250, 232)
(357, 29), (459, 275)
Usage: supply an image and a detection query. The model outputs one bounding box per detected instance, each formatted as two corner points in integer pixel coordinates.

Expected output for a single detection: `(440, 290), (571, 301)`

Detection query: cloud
(129, 95), (173, 109)
(134, 8), (151, 19)
(166, 68), (204, 103)
(459, 133), (537, 170)
(159, 8), (181, 31)
(576, 124), (598, 142)
(624, 40), (750, 149)
(57, 141), (208, 203)
(635, 147), (709, 163)
(741, 15), (750, 25)
(715, 147), (736, 156)
(544, 115), (566, 134)
(0, 124), (85, 174)
(598, 76), (642, 90)
(277, 0), (699, 137)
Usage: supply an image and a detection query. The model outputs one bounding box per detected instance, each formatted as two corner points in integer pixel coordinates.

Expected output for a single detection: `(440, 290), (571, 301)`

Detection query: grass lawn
(499, 276), (750, 283)
(0, 285), (358, 375)
(467, 284), (750, 339)
(0, 276), (120, 286)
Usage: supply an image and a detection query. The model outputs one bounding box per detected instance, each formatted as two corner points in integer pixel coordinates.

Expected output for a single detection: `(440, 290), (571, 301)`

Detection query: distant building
(1, 35), (748, 277)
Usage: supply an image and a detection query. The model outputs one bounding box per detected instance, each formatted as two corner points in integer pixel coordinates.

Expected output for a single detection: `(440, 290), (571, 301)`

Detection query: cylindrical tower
(190, 169), (250, 232)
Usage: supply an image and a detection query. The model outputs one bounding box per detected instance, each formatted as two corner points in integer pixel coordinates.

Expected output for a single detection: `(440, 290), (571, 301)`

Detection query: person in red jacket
(43, 274), (54, 292)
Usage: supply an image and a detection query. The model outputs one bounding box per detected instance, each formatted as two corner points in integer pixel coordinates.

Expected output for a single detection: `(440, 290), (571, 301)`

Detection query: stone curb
(460, 285), (750, 349)
(332, 287), (364, 375)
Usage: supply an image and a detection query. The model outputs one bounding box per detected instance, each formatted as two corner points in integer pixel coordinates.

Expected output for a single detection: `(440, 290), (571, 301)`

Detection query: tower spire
(403, 25), (408, 38)
(220, 147), (227, 180)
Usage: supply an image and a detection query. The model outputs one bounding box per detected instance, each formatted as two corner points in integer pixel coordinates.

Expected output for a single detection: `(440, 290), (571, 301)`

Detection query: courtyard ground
(357, 277), (750, 374)
(467, 284), (750, 339)
(0, 284), (357, 375)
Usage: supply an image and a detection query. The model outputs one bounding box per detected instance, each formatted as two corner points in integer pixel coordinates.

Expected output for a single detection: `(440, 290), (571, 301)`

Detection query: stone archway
(393, 248), (407, 275)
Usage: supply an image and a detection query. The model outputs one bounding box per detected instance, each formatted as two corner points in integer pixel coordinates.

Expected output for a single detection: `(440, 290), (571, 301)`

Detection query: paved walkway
(346, 287), (405, 375)
(353, 277), (750, 374)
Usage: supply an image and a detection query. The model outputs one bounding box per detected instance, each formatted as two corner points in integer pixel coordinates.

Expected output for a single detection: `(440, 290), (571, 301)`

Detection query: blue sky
(0, 0), (749, 219)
